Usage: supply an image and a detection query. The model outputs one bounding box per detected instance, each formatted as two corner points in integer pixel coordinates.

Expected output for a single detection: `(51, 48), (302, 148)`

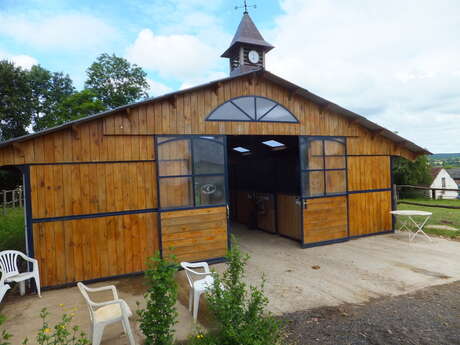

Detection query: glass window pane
(160, 177), (193, 208)
(260, 105), (297, 122)
(324, 139), (345, 155)
(326, 171), (346, 195)
(301, 138), (324, 170)
(158, 139), (191, 176)
(256, 97), (276, 119)
(325, 156), (345, 169)
(232, 97), (255, 119)
(193, 138), (225, 174)
(302, 171), (325, 197)
(208, 101), (249, 120)
(195, 175), (226, 206)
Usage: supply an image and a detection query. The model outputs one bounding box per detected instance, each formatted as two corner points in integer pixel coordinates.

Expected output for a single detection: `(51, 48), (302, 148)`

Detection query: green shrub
(137, 252), (178, 345)
(191, 237), (283, 345)
(0, 308), (89, 345)
(0, 207), (25, 252)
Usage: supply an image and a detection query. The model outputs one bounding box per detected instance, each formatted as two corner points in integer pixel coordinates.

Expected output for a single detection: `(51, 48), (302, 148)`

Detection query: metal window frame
(205, 95), (300, 123)
(156, 135), (228, 210)
(300, 136), (348, 199)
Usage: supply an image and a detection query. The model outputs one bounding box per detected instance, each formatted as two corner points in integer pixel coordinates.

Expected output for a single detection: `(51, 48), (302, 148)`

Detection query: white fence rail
(1, 187), (23, 215)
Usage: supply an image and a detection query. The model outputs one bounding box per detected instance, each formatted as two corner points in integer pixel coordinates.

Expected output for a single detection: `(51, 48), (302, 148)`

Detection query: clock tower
(221, 11), (274, 76)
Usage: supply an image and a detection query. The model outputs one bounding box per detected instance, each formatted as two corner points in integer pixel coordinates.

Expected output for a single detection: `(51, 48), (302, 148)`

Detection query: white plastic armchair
(180, 261), (214, 321)
(77, 282), (136, 345)
(0, 270), (10, 303)
(0, 250), (40, 297)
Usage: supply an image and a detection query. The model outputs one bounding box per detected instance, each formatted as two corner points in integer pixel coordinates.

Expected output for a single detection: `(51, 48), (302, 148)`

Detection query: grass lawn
(398, 198), (460, 207)
(0, 207), (25, 252)
(397, 201), (460, 239)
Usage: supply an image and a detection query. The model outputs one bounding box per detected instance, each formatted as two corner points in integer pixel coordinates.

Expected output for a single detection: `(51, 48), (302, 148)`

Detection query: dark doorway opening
(227, 135), (302, 243)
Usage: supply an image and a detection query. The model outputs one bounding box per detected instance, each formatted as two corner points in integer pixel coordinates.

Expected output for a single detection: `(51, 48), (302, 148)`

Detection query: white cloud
(0, 12), (118, 51)
(267, 0), (460, 153)
(0, 52), (38, 69)
(180, 71), (227, 90)
(147, 78), (173, 97)
(126, 29), (220, 80)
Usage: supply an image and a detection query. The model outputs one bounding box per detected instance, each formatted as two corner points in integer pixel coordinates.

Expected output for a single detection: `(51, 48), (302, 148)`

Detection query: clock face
(248, 50), (260, 64)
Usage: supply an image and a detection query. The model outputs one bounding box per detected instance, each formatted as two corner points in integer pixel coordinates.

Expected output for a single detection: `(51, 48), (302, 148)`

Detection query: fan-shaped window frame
(206, 95), (299, 123)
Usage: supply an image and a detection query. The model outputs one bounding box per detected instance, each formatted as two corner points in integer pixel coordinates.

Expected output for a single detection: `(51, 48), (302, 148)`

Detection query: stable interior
(228, 135), (302, 242)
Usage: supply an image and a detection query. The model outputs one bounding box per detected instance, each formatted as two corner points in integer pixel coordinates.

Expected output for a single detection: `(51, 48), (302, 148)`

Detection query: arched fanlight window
(206, 96), (299, 123)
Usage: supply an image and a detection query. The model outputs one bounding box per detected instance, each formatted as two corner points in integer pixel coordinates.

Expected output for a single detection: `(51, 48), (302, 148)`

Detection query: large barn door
(299, 136), (349, 247)
(157, 135), (229, 262)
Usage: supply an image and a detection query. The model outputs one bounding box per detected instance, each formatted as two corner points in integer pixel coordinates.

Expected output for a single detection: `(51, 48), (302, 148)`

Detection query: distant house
(430, 168), (459, 199)
(446, 168), (460, 186)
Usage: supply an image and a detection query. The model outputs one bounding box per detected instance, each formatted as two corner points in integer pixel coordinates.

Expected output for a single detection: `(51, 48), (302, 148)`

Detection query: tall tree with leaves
(85, 53), (149, 109)
(29, 65), (75, 131)
(392, 155), (432, 186)
(0, 60), (32, 140)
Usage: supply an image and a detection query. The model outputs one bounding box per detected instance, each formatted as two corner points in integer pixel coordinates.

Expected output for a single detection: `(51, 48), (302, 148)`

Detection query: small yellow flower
(60, 325), (66, 329)
(59, 303), (64, 307)
(43, 328), (51, 334)
(70, 313), (75, 317)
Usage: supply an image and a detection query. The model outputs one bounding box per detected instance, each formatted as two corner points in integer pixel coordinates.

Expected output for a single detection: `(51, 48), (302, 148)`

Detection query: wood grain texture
(161, 207), (227, 262)
(303, 196), (348, 244)
(348, 191), (392, 237)
(347, 156), (391, 191)
(277, 194), (301, 240)
(30, 162), (157, 219)
(0, 77), (417, 167)
(32, 212), (159, 287)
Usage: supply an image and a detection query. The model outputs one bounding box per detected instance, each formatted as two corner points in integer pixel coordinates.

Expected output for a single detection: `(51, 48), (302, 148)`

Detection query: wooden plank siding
(303, 196), (348, 244)
(348, 191), (392, 237)
(30, 162), (157, 219)
(33, 212), (159, 287)
(0, 76), (415, 166)
(277, 194), (302, 240)
(161, 207), (228, 262)
(347, 156), (391, 191)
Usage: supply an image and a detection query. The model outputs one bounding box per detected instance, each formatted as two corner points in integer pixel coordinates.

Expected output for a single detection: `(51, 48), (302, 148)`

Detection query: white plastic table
(390, 210), (433, 242)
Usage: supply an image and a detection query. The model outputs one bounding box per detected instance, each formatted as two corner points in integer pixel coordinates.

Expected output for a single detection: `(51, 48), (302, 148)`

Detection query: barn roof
(0, 68), (431, 155)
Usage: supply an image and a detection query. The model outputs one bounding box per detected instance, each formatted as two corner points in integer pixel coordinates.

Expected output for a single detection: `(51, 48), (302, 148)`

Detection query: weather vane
(235, 0), (256, 14)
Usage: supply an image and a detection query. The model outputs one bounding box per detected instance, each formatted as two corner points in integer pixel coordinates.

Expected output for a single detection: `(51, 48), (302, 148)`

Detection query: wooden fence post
(19, 186), (23, 208)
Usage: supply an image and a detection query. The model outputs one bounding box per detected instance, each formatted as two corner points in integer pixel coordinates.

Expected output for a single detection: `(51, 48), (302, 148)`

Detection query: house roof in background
(0, 68), (431, 155)
(431, 167), (443, 178)
(446, 168), (460, 179)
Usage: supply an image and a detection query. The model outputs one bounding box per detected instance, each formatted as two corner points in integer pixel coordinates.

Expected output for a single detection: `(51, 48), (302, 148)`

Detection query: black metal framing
(156, 135), (228, 211)
(299, 136), (348, 199)
(205, 95), (300, 123)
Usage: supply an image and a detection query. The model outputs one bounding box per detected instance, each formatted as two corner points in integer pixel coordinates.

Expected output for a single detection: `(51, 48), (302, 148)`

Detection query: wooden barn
(0, 13), (429, 288)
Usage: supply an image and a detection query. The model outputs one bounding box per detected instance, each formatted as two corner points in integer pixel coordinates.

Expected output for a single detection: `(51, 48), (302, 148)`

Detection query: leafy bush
(0, 207), (25, 252)
(190, 238), (283, 345)
(0, 308), (89, 345)
(137, 252), (178, 345)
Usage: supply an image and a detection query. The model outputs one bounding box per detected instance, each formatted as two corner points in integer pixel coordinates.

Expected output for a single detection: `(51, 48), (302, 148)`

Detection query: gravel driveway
(282, 281), (460, 345)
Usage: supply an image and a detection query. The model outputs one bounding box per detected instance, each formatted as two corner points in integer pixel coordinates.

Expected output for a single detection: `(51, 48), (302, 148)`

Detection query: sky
(0, 0), (459, 154)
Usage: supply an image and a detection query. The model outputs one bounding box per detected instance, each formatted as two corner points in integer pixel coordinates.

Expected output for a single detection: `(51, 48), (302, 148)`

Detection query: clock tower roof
(221, 12), (274, 58)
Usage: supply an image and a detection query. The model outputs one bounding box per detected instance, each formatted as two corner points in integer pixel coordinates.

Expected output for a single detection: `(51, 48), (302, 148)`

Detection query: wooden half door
(157, 135), (229, 262)
(299, 136), (349, 246)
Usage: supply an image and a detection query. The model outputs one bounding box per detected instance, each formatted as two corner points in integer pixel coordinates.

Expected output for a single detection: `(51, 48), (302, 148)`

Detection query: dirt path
(282, 281), (460, 345)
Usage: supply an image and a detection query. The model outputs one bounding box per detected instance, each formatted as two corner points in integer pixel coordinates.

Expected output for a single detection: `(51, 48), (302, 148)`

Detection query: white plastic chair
(77, 282), (136, 345)
(180, 261), (214, 322)
(0, 271), (10, 303)
(0, 250), (40, 297)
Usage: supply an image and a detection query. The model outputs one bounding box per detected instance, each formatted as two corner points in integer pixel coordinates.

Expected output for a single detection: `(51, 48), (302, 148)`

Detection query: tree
(0, 60), (32, 140)
(85, 53), (149, 109)
(44, 90), (105, 128)
(29, 65), (75, 131)
(392, 155), (432, 186)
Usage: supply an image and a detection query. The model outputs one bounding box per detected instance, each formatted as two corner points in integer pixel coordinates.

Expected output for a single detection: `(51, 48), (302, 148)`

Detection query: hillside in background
(429, 153), (460, 167)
